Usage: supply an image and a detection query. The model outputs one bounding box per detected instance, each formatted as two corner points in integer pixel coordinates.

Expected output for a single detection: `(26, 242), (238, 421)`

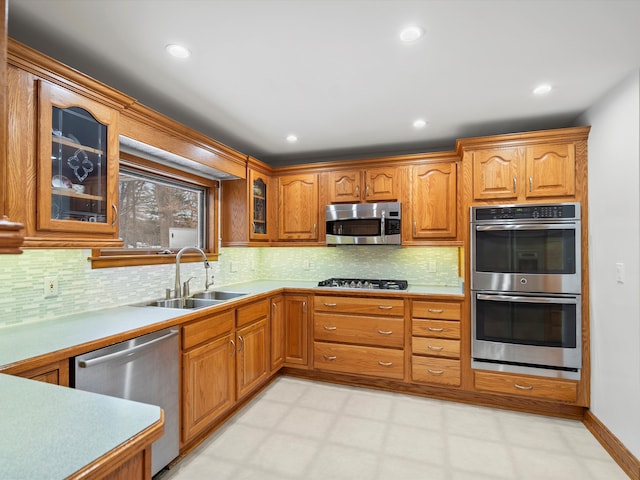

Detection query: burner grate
(317, 278), (408, 290)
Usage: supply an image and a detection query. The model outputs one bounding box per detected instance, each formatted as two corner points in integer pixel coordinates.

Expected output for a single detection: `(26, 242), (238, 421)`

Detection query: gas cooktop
(317, 278), (409, 290)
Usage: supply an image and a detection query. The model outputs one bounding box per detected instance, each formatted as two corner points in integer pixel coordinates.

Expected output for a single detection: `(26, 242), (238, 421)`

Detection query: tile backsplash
(0, 246), (459, 327)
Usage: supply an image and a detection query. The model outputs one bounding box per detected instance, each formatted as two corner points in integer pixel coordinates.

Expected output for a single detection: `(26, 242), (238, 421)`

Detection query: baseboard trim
(583, 410), (639, 479)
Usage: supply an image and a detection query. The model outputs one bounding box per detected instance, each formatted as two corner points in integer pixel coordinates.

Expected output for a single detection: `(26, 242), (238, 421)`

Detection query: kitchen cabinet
(474, 370), (577, 403)
(409, 162), (457, 240)
(10, 359), (69, 386)
(411, 300), (462, 387)
(277, 173), (318, 240)
(221, 159), (273, 246)
(236, 299), (269, 399)
(38, 80), (120, 235)
(471, 143), (575, 201)
(181, 310), (235, 444)
(270, 295), (285, 372)
(327, 166), (400, 203)
(283, 294), (310, 367)
(313, 295), (405, 380)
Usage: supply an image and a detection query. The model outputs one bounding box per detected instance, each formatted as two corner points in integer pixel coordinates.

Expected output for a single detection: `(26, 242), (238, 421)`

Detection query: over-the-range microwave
(325, 202), (401, 245)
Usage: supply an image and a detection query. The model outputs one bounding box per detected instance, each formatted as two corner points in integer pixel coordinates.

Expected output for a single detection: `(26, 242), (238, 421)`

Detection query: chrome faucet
(174, 246), (213, 298)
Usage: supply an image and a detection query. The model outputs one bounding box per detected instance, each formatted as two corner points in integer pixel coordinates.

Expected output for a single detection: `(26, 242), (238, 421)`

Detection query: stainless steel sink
(190, 290), (247, 301)
(142, 297), (226, 309)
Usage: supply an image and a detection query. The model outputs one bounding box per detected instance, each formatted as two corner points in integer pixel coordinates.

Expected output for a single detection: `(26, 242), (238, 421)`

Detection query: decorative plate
(52, 175), (72, 189)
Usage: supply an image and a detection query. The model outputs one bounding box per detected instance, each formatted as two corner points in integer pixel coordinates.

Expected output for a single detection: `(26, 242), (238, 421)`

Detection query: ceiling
(8, 0), (640, 166)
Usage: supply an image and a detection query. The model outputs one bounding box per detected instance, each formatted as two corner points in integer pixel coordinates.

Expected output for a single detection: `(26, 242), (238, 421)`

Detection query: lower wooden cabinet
(181, 310), (235, 444)
(270, 295), (285, 372)
(236, 316), (269, 399)
(412, 356), (460, 386)
(283, 294), (310, 367)
(13, 359), (69, 386)
(314, 341), (404, 380)
(474, 370), (578, 403)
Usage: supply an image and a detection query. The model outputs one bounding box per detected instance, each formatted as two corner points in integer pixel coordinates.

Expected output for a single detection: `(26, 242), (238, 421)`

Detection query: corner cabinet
(277, 174), (318, 241)
(38, 81), (120, 238)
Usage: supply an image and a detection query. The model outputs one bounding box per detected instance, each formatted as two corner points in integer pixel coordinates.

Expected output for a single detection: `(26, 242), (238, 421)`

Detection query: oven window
(475, 228), (576, 274)
(476, 298), (577, 348)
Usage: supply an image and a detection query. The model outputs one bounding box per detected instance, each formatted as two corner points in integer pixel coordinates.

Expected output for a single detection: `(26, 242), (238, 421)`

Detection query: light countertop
(0, 373), (162, 479)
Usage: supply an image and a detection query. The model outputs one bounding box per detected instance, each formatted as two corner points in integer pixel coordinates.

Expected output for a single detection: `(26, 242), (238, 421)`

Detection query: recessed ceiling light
(166, 44), (191, 59)
(399, 26), (424, 43)
(533, 83), (552, 95)
(286, 134), (298, 143)
(413, 118), (427, 129)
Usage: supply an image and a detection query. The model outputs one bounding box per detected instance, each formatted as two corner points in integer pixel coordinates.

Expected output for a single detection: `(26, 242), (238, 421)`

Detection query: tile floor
(157, 376), (628, 480)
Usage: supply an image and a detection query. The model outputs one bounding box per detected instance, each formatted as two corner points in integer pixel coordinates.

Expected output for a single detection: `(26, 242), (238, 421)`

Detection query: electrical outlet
(426, 260), (437, 273)
(44, 276), (59, 298)
(303, 259), (310, 271)
(229, 261), (238, 273)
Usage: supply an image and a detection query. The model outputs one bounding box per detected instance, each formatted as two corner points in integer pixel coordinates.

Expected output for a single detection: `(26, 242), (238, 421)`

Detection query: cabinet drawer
(314, 342), (404, 379)
(314, 295), (404, 316)
(236, 299), (269, 327)
(412, 319), (460, 339)
(412, 356), (460, 386)
(182, 310), (234, 350)
(314, 313), (403, 348)
(412, 301), (460, 320)
(412, 337), (460, 359)
(474, 370), (577, 403)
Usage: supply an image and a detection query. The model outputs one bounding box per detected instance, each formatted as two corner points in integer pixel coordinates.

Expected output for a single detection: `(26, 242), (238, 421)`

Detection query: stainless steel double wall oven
(470, 203), (582, 379)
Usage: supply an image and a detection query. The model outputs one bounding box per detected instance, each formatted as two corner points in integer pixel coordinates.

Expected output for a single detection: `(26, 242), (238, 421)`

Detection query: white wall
(578, 70), (640, 457)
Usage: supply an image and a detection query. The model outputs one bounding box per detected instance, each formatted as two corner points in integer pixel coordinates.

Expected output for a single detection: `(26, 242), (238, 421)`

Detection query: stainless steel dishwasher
(73, 328), (179, 476)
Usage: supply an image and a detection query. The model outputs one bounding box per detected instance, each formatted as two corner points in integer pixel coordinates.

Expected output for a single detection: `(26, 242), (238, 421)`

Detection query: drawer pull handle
(514, 383), (534, 391)
(378, 305), (393, 310)
(323, 303), (337, 307)
(323, 355), (337, 361)
(323, 325), (337, 331)
(427, 327), (444, 332)
(427, 345), (444, 351)
(427, 369), (444, 375)
(378, 329), (393, 335)
(428, 308), (444, 313)
(378, 361), (393, 367)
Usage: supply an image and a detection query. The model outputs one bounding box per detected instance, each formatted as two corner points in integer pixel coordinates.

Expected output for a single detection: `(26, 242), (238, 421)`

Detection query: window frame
(89, 152), (219, 269)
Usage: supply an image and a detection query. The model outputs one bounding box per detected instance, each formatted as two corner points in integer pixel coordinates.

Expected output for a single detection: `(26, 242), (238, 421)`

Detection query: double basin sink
(142, 290), (247, 310)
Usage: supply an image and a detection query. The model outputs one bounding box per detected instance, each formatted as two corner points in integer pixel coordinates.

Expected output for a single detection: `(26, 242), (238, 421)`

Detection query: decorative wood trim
(584, 410), (640, 480)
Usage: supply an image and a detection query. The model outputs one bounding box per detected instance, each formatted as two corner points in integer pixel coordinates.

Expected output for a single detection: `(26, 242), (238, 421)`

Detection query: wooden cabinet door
(284, 294), (309, 367)
(472, 148), (523, 200)
(364, 167), (398, 202)
(328, 170), (361, 203)
(37, 80), (120, 236)
(236, 317), (269, 399)
(411, 162), (457, 239)
(182, 333), (235, 443)
(12, 360), (69, 386)
(525, 143), (575, 198)
(249, 169), (270, 240)
(270, 295), (285, 372)
(278, 174), (318, 240)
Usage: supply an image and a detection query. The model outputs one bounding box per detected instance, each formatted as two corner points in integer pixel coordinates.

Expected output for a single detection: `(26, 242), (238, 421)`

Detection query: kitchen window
(90, 152), (219, 268)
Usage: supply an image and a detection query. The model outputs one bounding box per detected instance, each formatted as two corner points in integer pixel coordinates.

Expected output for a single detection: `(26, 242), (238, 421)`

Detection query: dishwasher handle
(77, 329), (179, 368)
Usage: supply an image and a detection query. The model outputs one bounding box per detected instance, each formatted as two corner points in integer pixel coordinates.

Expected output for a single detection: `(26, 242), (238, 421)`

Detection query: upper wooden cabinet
(222, 160), (273, 246)
(277, 173), (318, 240)
(461, 128), (586, 203)
(38, 81), (120, 236)
(328, 166), (399, 203)
(409, 162), (458, 240)
(472, 144), (575, 201)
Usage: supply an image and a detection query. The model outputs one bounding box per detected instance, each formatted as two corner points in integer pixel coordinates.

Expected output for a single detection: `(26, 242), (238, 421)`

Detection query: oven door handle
(476, 294), (578, 304)
(475, 224), (577, 231)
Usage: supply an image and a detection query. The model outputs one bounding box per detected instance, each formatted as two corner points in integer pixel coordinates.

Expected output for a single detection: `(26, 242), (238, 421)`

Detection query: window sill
(89, 252), (220, 269)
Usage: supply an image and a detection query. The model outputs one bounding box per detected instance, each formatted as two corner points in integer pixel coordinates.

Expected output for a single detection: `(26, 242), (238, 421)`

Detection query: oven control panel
(472, 203), (579, 221)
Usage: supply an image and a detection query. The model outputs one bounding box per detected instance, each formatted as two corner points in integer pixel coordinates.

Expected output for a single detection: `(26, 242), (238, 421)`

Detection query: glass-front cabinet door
(37, 81), (119, 237)
(249, 169), (269, 240)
